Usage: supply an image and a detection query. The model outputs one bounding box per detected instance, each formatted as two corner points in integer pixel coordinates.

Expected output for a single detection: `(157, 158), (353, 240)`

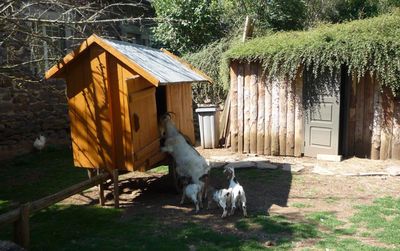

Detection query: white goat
(159, 114), (210, 189)
(224, 167), (247, 217)
(180, 176), (203, 213)
(200, 174), (231, 218)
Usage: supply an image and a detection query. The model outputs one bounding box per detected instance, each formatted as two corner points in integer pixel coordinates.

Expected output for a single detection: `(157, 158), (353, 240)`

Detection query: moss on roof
(225, 10), (400, 94)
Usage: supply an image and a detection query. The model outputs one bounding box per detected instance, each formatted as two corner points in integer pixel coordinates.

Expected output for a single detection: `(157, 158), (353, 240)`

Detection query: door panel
(128, 87), (160, 169)
(304, 72), (341, 157)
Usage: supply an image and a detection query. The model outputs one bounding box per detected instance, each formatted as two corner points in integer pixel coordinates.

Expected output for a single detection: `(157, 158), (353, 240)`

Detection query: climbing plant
(224, 10), (400, 95)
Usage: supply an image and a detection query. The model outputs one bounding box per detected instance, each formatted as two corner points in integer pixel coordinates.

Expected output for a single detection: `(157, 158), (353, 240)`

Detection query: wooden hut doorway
(303, 70), (343, 157)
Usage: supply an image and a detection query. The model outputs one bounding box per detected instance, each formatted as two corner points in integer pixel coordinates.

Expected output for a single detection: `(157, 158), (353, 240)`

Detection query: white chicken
(33, 135), (46, 151)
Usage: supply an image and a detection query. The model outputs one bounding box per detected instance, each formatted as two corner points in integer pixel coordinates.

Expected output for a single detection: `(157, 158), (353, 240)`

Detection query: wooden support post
(249, 63), (258, 154)
(271, 78), (280, 156)
(286, 79), (295, 156)
(243, 63), (251, 153)
(113, 169), (119, 208)
(355, 76), (365, 157)
(279, 78), (287, 155)
(257, 67), (265, 155)
(294, 69), (304, 157)
(237, 64), (244, 153)
(392, 99), (400, 160)
(264, 77), (272, 155)
(380, 87), (394, 160)
(230, 62), (239, 152)
(347, 74), (357, 157)
(362, 74), (374, 157)
(371, 78), (382, 160)
(97, 168), (105, 206)
(88, 169), (105, 206)
(14, 203), (30, 249)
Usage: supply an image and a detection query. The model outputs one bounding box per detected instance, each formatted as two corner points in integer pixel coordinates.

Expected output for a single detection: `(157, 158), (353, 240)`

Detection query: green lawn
(0, 146), (86, 213)
(1, 147), (399, 250)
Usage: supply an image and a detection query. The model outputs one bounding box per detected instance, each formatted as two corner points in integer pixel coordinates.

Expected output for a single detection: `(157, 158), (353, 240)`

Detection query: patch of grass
(147, 165), (169, 174)
(0, 146), (86, 213)
(351, 196), (400, 245)
(306, 211), (344, 230)
(291, 202), (312, 208)
(317, 235), (389, 251)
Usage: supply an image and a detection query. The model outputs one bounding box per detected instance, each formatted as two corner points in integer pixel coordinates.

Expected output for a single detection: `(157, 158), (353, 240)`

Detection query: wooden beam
(380, 87), (394, 160)
(264, 77), (272, 156)
(30, 172), (109, 213)
(371, 78), (382, 160)
(257, 66), (265, 155)
(279, 78), (287, 155)
(392, 98), (400, 160)
(354, 76), (365, 157)
(113, 169), (119, 208)
(14, 203), (30, 249)
(362, 74), (374, 157)
(271, 78), (280, 156)
(237, 64), (245, 153)
(294, 70), (304, 157)
(346, 74), (357, 157)
(249, 63), (258, 154)
(243, 63), (251, 153)
(286, 79), (295, 156)
(230, 62), (239, 152)
(97, 168), (105, 206)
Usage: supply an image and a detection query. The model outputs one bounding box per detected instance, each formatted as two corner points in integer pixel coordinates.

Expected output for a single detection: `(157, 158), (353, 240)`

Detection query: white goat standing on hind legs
(159, 113), (210, 197)
(224, 167), (248, 217)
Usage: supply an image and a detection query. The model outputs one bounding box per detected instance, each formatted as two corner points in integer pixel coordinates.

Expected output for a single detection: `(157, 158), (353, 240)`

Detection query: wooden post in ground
(230, 62), (239, 152)
(112, 169), (119, 208)
(392, 99), (400, 160)
(243, 63), (251, 153)
(264, 77), (272, 155)
(257, 67), (265, 155)
(14, 203), (30, 249)
(279, 78), (287, 155)
(371, 78), (382, 160)
(97, 168), (105, 206)
(237, 64), (244, 153)
(355, 76), (365, 157)
(271, 78), (280, 156)
(380, 87), (394, 160)
(88, 169), (106, 206)
(286, 79), (295, 156)
(294, 69), (304, 157)
(249, 63), (258, 154)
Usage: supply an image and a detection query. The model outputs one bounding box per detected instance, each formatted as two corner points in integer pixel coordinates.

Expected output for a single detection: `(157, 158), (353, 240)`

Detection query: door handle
(133, 113), (140, 132)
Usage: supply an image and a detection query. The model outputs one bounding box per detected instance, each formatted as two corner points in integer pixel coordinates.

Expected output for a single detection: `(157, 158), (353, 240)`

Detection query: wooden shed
(226, 13), (400, 160)
(228, 64), (400, 160)
(45, 34), (210, 172)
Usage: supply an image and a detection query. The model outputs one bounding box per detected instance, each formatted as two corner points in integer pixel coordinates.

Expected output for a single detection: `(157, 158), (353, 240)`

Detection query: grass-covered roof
(225, 10), (400, 95)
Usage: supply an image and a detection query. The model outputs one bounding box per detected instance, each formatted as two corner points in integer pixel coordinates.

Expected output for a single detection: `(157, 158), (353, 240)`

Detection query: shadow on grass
(0, 146), (86, 213)
(0, 205), (267, 251)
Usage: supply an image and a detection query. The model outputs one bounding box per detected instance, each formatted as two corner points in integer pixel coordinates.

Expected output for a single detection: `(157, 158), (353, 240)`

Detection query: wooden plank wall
(346, 74), (399, 160)
(66, 45), (114, 169)
(230, 62), (303, 156)
(229, 62), (400, 160)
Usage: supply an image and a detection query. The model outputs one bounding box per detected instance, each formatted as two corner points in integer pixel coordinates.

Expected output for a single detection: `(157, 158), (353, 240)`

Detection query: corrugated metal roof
(103, 38), (208, 84)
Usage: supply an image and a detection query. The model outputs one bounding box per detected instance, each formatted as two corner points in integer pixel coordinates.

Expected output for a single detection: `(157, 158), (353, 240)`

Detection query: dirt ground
(62, 148), (400, 247)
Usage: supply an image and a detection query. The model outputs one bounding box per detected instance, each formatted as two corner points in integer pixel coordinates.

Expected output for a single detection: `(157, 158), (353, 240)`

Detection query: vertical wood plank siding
(229, 61), (399, 160)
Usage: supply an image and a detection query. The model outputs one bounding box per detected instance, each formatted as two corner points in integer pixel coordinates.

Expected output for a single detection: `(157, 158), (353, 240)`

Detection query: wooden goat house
(46, 34), (211, 171)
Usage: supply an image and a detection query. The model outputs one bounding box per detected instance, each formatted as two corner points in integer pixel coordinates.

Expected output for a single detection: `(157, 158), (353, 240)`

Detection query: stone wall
(0, 78), (70, 159)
